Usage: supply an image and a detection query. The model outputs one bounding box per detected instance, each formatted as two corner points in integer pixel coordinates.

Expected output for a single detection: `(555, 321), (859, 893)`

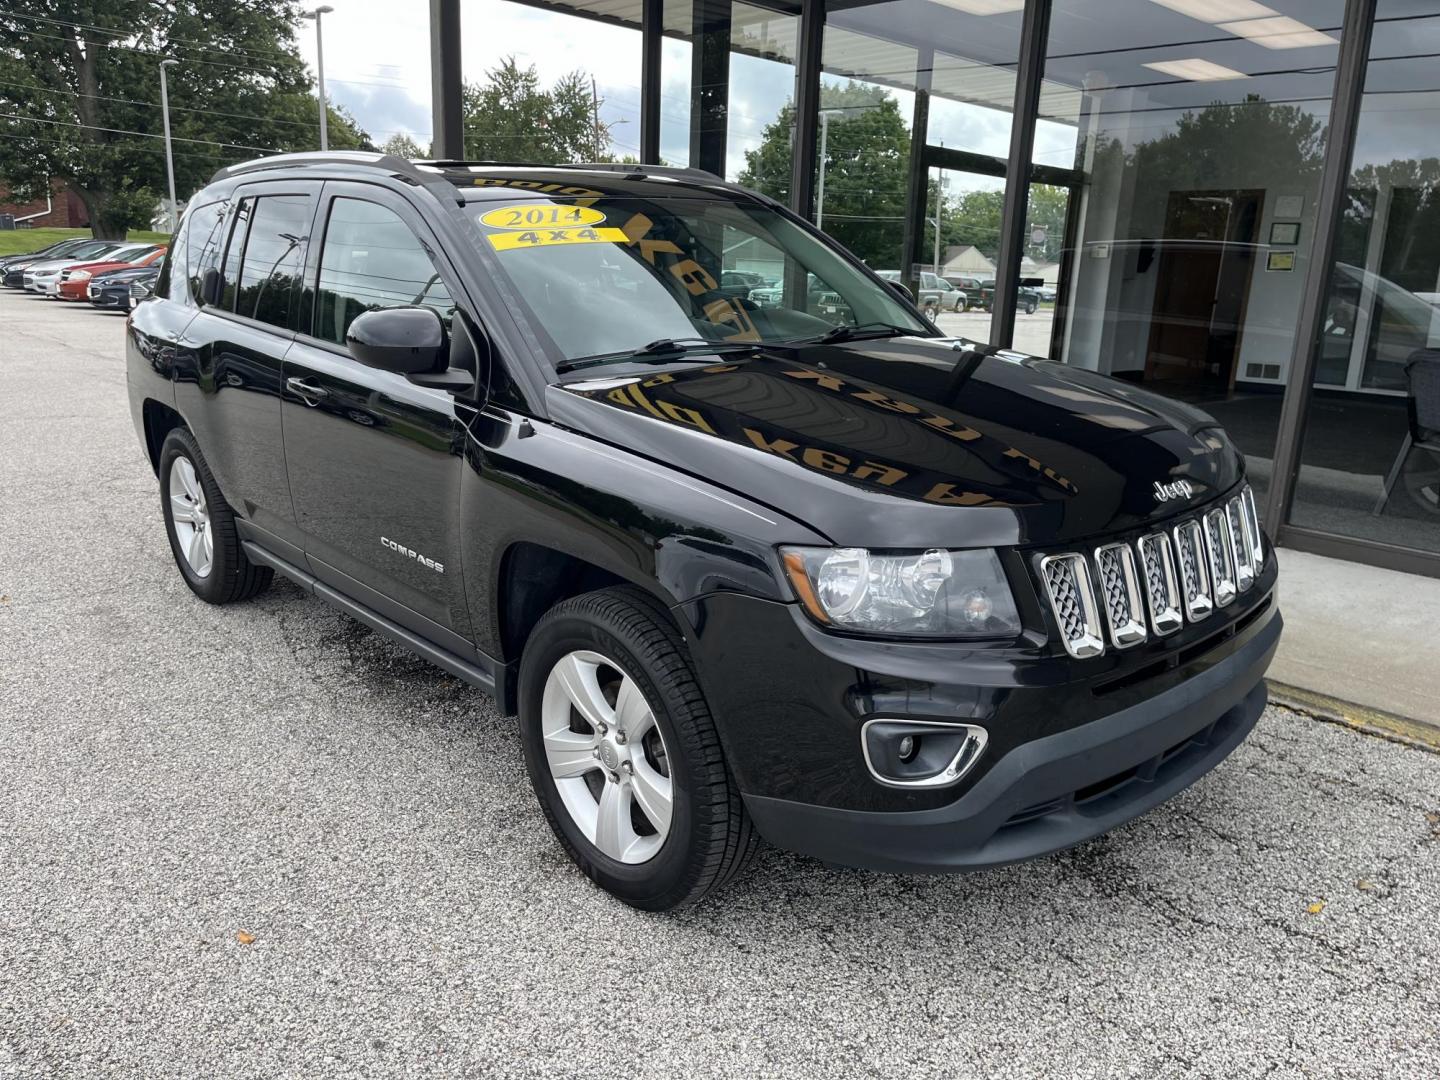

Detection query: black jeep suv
(126, 152), (1280, 910)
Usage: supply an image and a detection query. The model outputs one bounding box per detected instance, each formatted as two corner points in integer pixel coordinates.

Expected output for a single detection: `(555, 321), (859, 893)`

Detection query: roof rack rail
(414, 160), (722, 183)
(210, 152), (725, 189)
(210, 150), (426, 184)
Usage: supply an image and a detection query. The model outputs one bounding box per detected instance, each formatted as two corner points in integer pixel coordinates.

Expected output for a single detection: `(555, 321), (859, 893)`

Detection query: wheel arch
(492, 540), (688, 714)
(141, 399), (187, 476)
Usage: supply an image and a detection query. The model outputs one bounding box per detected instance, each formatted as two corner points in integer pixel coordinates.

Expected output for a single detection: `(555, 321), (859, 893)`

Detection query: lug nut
(607, 770), (620, 784)
(614, 731), (627, 745)
(621, 760), (633, 774)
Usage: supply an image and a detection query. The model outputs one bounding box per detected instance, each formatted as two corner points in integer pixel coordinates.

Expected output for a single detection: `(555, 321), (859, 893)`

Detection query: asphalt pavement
(2, 287), (1438, 1079)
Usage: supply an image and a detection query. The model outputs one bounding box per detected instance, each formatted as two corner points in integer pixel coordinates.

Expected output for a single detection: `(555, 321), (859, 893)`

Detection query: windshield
(64, 242), (118, 261)
(463, 192), (931, 367)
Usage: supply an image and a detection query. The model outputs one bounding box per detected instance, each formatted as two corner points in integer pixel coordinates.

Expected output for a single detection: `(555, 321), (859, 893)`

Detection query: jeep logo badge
(1152, 479), (1194, 504)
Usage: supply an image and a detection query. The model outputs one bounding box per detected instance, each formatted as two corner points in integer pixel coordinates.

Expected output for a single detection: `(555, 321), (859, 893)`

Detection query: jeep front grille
(1039, 553), (1105, 659)
(1038, 484), (1265, 659)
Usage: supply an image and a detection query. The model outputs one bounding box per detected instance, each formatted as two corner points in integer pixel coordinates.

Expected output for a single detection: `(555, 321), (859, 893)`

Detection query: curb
(1266, 680), (1440, 754)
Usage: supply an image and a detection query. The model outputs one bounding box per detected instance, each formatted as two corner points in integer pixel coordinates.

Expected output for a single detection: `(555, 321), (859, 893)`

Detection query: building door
(1144, 189), (1262, 393)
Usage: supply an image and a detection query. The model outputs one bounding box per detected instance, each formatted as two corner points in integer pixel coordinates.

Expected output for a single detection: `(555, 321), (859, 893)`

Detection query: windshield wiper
(808, 321), (918, 345)
(556, 337), (762, 374)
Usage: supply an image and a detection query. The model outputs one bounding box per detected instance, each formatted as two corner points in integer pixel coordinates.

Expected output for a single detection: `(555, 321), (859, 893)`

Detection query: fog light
(861, 719), (988, 789)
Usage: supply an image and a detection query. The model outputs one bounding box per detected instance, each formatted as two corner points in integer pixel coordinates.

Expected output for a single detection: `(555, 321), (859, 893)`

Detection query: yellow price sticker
(488, 226), (628, 252)
(480, 203), (607, 230)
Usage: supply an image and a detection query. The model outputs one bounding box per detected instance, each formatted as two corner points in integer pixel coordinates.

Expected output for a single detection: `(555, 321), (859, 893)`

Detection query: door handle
(286, 377), (330, 403)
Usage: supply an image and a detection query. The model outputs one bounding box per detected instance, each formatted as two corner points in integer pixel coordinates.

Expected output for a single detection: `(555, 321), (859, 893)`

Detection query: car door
(175, 182), (320, 558)
(281, 182), (476, 650)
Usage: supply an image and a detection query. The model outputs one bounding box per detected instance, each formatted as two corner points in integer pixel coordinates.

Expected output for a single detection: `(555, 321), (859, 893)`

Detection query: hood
(94, 266), (158, 284)
(544, 337), (1245, 549)
(24, 258), (82, 274)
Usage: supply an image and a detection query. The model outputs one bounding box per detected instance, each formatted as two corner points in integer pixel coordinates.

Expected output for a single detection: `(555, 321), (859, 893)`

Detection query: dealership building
(427, 0), (1438, 576)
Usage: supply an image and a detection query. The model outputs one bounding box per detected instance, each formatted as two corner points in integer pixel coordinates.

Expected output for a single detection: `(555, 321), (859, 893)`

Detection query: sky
(290, 0), (1077, 189)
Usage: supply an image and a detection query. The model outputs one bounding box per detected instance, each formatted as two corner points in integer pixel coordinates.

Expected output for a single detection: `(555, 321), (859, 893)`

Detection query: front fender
(458, 410), (826, 660)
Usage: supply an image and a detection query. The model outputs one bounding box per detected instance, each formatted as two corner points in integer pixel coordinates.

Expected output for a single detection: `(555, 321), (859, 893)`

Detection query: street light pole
(158, 59), (179, 232)
(933, 169), (944, 275)
(305, 6), (335, 150)
(815, 109), (842, 233)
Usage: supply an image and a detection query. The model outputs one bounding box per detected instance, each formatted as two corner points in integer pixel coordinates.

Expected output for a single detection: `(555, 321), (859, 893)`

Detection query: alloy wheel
(540, 649), (674, 864)
(168, 455), (213, 578)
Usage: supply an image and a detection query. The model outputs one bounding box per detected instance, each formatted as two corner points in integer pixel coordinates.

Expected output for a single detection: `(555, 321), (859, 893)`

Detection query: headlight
(72, 270), (91, 282)
(780, 546), (1021, 638)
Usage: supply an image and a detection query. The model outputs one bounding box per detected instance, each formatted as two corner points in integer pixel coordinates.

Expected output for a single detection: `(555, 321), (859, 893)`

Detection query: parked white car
(25, 243), (152, 295)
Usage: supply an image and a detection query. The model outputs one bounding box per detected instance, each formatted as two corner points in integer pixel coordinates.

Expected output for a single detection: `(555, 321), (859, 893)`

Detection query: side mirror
(885, 280), (913, 302)
(347, 306), (448, 375)
(200, 267), (223, 306)
(347, 305), (474, 392)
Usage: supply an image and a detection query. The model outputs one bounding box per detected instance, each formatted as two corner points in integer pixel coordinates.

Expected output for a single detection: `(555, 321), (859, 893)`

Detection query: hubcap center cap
(598, 740), (621, 771)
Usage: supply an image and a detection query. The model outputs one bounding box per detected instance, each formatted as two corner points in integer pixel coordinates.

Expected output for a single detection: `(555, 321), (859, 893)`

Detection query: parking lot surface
(2, 287), (1438, 1079)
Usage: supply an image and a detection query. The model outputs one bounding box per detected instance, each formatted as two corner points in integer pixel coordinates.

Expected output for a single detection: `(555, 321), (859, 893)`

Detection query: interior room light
(1148, 0), (1276, 21)
(1217, 14), (1339, 48)
(1143, 58), (1250, 82)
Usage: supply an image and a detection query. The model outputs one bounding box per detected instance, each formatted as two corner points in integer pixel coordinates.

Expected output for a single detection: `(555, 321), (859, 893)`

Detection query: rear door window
(233, 195), (312, 330)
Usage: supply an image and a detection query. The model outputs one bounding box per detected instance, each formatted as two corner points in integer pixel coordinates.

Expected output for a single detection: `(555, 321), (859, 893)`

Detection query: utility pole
(158, 59), (179, 232)
(591, 76), (603, 160)
(306, 6), (335, 150)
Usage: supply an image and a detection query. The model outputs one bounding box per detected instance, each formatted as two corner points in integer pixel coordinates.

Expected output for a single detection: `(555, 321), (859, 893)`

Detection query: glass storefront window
(815, 1), (1026, 282)
(459, 1), (645, 164)
(1037, 0), (1345, 504)
(1290, 1), (1440, 554)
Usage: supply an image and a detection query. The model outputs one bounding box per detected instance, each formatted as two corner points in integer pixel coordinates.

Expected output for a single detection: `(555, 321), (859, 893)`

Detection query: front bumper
(743, 606), (1279, 872)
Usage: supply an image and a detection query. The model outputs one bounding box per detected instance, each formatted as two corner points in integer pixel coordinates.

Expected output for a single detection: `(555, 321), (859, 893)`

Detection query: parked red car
(56, 246), (167, 301)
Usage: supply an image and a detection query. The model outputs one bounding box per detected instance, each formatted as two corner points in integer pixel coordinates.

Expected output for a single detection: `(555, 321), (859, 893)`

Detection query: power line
(0, 111), (282, 153)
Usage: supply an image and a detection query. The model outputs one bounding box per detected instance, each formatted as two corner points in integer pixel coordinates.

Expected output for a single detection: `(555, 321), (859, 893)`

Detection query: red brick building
(0, 179), (89, 228)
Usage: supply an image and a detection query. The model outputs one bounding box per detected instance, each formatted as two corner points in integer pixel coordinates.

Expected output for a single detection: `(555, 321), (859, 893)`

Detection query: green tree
(325, 104), (375, 151)
(0, 2), (363, 237)
(461, 57), (610, 164)
(380, 132), (429, 160)
(739, 81), (913, 269)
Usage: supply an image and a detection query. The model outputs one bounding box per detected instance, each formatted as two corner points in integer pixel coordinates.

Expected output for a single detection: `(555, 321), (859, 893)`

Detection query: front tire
(518, 586), (757, 910)
(158, 428), (272, 604)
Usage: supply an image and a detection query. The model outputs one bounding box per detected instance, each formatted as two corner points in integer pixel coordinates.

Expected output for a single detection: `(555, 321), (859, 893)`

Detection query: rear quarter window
(183, 200), (227, 306)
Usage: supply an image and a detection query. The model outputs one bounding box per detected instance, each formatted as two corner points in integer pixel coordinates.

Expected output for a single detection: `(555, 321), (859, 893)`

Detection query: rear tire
(1025, 299), (1038, 315)
(158, 428), (273, 605)
(518, 586), (758, 910)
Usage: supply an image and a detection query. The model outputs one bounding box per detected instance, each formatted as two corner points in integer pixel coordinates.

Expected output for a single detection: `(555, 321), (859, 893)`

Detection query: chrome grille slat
(1172, 519), (1214, 621)
(1227, 497), (1256, 592)
(1039, 553), (1105, 659)
(1203, 508), (1238, 608)
(1094, 542), (1147, 648)
(1241, 485), (1265, 570)
(1136, 532), (1184, 636)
